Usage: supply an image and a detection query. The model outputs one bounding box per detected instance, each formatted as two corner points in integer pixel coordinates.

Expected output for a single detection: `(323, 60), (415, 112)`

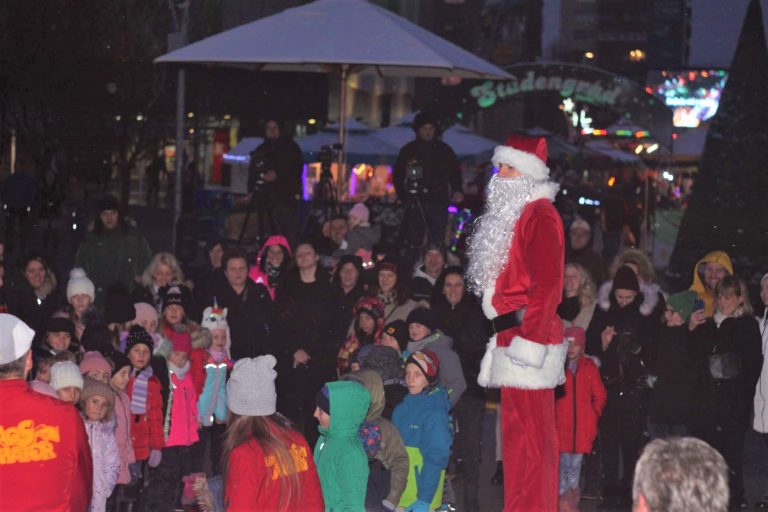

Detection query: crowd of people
(0, 136), (766, 512)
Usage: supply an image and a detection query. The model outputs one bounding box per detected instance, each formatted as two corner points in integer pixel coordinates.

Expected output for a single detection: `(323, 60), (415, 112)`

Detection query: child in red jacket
(124, 326), (165, 469)
(222, 356), (324, 512)
(555, 327), (607, 512)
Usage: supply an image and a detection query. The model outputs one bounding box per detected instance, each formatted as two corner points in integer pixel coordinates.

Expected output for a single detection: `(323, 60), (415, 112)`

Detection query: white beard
(466, 175), (538, 295)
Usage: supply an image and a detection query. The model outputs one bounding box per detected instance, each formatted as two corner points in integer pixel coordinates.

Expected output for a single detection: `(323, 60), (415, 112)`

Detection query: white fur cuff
(505, 336), (547, 369)
(479, 340), (567, 390)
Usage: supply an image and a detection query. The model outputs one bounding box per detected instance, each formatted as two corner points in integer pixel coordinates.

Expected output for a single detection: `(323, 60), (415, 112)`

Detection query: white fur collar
(597, 280), (661, 316)
(528, 181), (560, 203)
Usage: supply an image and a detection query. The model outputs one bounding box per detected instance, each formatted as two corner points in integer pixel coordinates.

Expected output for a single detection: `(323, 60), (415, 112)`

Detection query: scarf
(130, 365), (153, 415)
(266, 262), (282, 289)
(379, 290), (397, 307)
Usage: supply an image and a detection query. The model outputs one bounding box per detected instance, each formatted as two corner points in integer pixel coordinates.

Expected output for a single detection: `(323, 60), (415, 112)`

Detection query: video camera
(248, 148), (276, 192)
(405, 158), (426, 196)
(319, 143), (343, 180)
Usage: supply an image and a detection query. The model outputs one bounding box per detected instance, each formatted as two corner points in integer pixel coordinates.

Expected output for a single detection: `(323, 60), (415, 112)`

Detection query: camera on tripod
(319, 143), (343, 179)
(248, 149), (275, 192)
(405, 158), (426, 196)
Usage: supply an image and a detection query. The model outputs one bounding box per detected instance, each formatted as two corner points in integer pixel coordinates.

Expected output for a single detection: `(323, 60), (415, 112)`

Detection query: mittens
(148, 449), (162, 468)
(404, 499), (430, 512)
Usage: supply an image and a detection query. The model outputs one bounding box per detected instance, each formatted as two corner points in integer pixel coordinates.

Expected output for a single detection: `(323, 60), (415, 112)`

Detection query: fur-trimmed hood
(155, 321), (211, 357)
(598, 280), (663, 317)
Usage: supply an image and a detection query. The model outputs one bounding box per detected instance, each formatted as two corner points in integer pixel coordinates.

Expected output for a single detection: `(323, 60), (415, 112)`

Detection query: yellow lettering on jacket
(0, 420), (60, 464)
(265, 443), (309, 480)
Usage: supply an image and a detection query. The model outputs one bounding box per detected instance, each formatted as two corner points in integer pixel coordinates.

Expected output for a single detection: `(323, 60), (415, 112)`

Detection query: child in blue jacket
(392, 349), (453, 512)
(198, 303), (233, 474)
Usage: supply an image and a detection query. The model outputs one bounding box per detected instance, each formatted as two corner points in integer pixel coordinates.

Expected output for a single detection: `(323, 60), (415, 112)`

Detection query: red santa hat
(491, 135), (549, 180)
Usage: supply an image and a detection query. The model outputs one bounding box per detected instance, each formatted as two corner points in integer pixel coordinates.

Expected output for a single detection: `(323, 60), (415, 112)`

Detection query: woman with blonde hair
(689, 274), (762, 509)
(131, 252), (189, 311)
(222, 356), (323, 511)
(559, 262), (597, 330)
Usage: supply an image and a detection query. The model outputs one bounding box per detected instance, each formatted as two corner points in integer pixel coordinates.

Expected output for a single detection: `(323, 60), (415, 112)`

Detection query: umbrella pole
(337, 64), (348, 203)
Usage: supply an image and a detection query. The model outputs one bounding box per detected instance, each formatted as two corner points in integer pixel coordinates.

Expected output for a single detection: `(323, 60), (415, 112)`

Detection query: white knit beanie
(50, 361), (85, 391)
(227, 356), (277, 416)
(67, 268), (95, 301)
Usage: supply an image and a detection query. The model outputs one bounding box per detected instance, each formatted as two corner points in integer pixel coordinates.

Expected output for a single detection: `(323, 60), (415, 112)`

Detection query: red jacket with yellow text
(126, 374), (165, 460)
(0, 379), (93, 511)
(225, 428), (324, 512)
(477, 183), (567, 390)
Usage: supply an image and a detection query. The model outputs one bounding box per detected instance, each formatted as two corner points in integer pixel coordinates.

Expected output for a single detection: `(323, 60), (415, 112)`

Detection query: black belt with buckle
(488, 310), (521, 335)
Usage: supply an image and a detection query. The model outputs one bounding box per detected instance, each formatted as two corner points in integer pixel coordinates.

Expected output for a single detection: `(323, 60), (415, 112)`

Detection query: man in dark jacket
(247, 119), (304, 242)
(198, 250), (277, 360)
(0, 314), (93, 511)
(74, 195), (152, 310)
(393, 112), (463, 251)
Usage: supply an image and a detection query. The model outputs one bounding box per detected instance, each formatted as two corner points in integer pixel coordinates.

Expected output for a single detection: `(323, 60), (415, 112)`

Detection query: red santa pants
(501, 387), (559, 512)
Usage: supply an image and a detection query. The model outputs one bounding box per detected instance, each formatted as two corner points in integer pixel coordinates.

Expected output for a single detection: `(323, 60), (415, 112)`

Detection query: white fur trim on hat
(227, 356), (277, 416)
(492, 145), (549, 180)
(67, 268), (95, 301)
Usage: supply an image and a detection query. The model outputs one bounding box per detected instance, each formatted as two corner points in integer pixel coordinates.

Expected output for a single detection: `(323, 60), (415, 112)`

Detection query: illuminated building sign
(646, 70), (728, 128)
(462, 62), (674, 147)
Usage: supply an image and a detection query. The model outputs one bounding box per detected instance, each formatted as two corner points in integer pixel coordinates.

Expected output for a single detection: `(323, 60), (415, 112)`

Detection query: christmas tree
(669, 0), (768, 284)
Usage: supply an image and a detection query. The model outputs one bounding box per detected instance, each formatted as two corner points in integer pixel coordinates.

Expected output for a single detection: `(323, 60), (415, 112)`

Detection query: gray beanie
(227, 355), (277, 416)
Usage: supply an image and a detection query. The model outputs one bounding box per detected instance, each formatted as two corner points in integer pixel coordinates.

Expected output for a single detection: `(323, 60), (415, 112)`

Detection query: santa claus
(467, 136), (565, 512)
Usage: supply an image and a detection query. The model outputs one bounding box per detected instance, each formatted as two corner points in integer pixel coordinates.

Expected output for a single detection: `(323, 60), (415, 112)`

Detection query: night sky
(689, 0), (768, 68)
(543, 0), (768, 69)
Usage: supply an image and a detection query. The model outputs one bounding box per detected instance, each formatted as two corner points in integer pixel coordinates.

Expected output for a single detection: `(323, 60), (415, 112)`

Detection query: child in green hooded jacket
(313, 380), (372, 512)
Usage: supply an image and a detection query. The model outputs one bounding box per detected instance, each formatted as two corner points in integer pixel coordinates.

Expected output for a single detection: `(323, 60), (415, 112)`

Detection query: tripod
(236, 182), (276, 249)
(399, 190), (429, 257)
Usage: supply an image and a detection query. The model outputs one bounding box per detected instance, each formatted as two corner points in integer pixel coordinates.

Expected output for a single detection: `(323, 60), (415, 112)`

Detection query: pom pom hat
(492, 135), (549, 180)
(67, 268), (95, 301)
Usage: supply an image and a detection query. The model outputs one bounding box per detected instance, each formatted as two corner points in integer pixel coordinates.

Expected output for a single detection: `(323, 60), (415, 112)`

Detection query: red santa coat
(555, 356), (607, 454)
(0, 379), (93, 511)
(477, 184), (567, 389)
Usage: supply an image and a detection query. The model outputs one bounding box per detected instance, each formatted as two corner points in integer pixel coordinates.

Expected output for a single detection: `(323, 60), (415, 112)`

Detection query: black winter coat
(645, 324), (697, 425)
(586, 293), (660, 405)
(198, 274), (277, 360)
(392, 138), (462, 202)
(275, 268), (341, 379)
(7, 281), (63, 342)
(690, 314), (763, 424)
(432, 294), (488, 395)
(249, 137), (304, 203)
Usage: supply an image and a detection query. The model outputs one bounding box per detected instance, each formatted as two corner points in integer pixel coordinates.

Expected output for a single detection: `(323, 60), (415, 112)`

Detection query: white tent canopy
(155, 0), (511, 79)
(155, 0), (511, 198)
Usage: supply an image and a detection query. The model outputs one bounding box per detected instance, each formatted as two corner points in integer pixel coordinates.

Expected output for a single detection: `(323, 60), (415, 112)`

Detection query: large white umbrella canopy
(155, 0), (511, 196)
(155, 0), (511, 79)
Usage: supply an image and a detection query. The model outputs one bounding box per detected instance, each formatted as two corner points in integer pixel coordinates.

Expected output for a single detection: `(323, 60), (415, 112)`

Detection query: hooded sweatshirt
(344, 370), (409, 506)
(313, 381), (371, 512)
(689, 251), (733, 317)
(249, 235), (292, 300)
(407, 331), (467, 408)
(392, 385), (452, 509)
